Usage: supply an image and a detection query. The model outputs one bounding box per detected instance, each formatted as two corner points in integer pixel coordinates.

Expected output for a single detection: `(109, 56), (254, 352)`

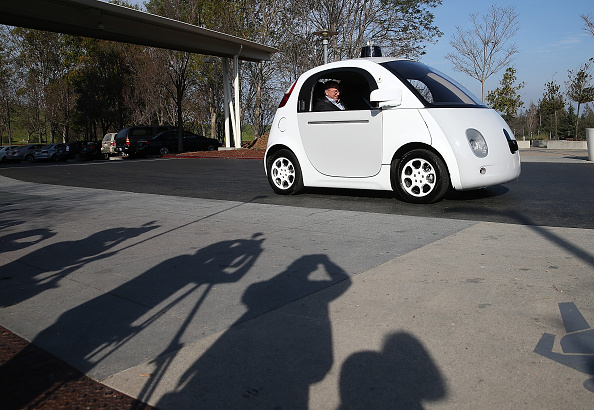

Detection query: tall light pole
(313, 29), (338, 65)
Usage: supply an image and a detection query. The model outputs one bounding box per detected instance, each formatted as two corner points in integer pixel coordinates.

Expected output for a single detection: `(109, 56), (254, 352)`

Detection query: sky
(125, 0), (592, 109)
(422, 0), (593, 109)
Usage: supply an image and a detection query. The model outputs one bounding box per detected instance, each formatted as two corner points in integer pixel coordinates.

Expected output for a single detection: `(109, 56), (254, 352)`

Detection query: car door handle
(307, 120), (370, 125)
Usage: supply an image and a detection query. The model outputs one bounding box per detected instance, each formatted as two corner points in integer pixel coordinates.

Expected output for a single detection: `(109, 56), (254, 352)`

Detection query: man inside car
(314, 81), (347, 111)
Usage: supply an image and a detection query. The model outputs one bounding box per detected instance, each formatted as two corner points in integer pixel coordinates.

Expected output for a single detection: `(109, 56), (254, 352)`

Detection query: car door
(296, 68), (382, 178)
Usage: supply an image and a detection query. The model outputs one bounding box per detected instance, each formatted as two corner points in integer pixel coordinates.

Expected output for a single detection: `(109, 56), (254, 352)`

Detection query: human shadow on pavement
(338, 332), (447, 410)
(0, 227), (56, 252)
(156, 254), (351, 409)
(0, 223), (160, 308)
(0, 233), (264, 410)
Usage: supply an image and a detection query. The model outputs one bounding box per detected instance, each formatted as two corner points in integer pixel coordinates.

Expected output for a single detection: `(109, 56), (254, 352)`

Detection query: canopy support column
(234, 55), (241, 148)
(223, 56), (241, 148)
(222, 57), (231, 147)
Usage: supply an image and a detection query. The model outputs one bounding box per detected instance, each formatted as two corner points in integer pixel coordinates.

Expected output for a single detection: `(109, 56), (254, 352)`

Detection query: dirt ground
(0, 325), (156, 410)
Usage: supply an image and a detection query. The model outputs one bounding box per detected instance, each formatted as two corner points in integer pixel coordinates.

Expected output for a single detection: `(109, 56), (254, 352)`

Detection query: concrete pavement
(0, 149), (593, 409)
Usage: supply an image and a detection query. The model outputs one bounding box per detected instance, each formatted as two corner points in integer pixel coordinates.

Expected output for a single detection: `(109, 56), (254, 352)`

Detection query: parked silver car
(34, 143), (67, 161)
(101, 132), (117, 158)
(5, 144), (43, 162)
(0, 145), (18, 162)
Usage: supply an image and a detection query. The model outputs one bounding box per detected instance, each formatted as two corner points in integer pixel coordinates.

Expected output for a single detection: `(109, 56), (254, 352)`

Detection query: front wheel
(159, 147), (169, 156)
(267, 149), (304, 195)
(393, 149), (449, 204)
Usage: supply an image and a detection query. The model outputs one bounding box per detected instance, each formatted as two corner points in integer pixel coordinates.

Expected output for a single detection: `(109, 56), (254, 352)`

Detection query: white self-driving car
(264, 57), (521, 203)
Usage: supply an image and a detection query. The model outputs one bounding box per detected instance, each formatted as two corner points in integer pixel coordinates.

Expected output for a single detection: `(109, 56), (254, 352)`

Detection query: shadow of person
(338, 332), (447, 410)
(0, 223), (160, 308)
(156, 254), (351, 409)
(0, 227), (56, 252)
(0, 234), (265, 410)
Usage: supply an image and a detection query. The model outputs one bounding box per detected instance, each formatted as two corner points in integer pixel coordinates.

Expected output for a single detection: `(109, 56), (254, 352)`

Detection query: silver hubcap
(271, 157), (295, 190)
(400, 158), (436, 197)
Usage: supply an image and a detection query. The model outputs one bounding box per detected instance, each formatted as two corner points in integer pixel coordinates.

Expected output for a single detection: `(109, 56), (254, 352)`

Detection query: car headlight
(466, 128), (488, 158)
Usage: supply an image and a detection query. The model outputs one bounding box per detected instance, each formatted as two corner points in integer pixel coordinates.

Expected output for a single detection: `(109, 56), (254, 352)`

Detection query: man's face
(325, 86), (340, 101)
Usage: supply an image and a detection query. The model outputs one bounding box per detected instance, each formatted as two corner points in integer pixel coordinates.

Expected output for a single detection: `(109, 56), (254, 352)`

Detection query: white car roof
(316, 56), (411, 68)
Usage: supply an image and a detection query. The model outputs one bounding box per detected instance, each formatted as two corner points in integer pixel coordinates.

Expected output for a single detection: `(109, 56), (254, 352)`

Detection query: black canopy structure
(0, 0), (277, 145)
(0, 0), (276, 62)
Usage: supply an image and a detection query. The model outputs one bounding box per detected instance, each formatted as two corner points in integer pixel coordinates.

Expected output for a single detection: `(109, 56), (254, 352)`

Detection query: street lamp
(313, 29), (338, 65)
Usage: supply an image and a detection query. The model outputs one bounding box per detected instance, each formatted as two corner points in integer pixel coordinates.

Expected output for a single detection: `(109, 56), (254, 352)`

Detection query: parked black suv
(114, 126), (175, 157)
(136, 131), (220, 156)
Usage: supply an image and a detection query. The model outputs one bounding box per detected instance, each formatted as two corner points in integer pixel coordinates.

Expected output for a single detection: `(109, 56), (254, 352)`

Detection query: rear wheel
(25, 155), (34, 163)
(393, 149), (449, 204)
(159, 147), (169, 156)
(267, 149), (303, 195)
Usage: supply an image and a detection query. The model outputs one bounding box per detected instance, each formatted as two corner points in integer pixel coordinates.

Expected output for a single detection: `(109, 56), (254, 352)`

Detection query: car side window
(297, 68), (377, 113)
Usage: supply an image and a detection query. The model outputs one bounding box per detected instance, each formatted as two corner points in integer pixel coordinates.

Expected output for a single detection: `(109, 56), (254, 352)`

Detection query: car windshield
(381, 60), (484, 107)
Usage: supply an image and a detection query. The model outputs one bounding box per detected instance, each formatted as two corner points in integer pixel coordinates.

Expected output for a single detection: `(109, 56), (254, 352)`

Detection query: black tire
(207, 144), (215, 151)
(25, 155), (34, 163)
(392, 149), (449, 204)
(160, 147), (170, 156)
(267, 149), (304, 195)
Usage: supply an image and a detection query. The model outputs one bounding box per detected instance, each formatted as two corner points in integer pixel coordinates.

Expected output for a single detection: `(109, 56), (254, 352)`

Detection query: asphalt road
(1, 157), (593, 229)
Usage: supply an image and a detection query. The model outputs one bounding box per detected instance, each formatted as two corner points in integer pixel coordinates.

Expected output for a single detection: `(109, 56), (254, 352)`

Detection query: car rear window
(131, 128), (151, 136)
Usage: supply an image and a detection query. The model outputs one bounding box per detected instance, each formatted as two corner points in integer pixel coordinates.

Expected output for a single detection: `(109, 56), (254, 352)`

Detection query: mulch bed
(0, 325), (156, 410)
(168, 148), (265, 159)
(166, 134), (268, 159)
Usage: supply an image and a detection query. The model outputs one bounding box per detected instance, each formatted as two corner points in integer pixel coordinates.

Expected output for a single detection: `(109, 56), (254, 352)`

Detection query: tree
(565, 59), (594, 139)
(446, 5), (519, 102)
(146, 0), (203, 151)
(68, 36), (136, 139)
(582, 13), (594, 36)
(12, 28), (67, 143)
(525, 101), (538, 137)
(539, 80), (565, 138)
(486, 67), (524, 122)
(304, 0), (442, 63)
(0, 26), (17, 144)
(581, 105), (594, 132)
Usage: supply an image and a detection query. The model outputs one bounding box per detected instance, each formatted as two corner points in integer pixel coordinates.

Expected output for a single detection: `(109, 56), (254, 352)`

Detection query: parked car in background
(136, 131), (220, 156)
(114, 125), (175, 157)
(65, 141), (87, 160)
(0, 146), (18, 162)
(34, 143), (67, 161)
(5, 144), (43, 162)
(55, 145), (70, 162)
(80, 141), (103, 160)
(101, 132), (117, 158)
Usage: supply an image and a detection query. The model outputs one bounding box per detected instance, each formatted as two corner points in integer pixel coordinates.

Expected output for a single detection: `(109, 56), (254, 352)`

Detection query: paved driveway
(0, 151), (593, 409)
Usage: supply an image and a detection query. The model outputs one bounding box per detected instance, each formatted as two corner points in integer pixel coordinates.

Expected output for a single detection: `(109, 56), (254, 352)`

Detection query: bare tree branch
(582, 14), (594, 36)
(446, 5), (519, 102)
